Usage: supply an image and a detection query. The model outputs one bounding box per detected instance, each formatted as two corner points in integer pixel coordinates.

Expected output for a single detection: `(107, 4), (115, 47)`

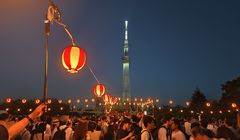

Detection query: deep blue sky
(0, 0), (240, 105)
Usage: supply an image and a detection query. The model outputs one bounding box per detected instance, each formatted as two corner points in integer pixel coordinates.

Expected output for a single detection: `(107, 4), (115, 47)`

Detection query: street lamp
(43, 0), (87, 101)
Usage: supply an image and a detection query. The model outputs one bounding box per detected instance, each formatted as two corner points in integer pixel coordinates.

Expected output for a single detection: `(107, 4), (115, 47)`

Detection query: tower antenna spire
(125, 20), (128, 40)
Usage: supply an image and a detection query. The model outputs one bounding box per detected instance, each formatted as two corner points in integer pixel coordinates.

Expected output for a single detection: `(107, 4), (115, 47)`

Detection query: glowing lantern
(112, 98), (118, 104)
(76, 99), (80, 103)
(62, 45), (87, 73)
(21, 99), (27, 104)
(103, 94), (111, 103)
(93, 84), (105, 97)
(35, 99), (40, 104)
(232, 103), (237, 108)
(58, 99), (63, 104)
(109, 97), (115, 105)
(47, 99), (52, 104)
(67, 99), (72, 104)
(5, 98), (12, 103)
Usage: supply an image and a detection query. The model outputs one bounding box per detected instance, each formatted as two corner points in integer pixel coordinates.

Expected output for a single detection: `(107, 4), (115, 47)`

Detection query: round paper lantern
(103, 94), (111, 103)
(112, 97), (118, 104)
(109, 97), (113, 105)
(21, 99), (27, 104)
(5, 98), (12, 103)
(47, 99), (52, 104)
(62, 45), (87, 73)
(93, 84), (105, 97)
(58, 99), (63, 104)
(35, 99), (40, 104)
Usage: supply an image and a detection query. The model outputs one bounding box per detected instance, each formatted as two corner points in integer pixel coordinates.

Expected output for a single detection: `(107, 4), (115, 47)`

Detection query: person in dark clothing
(104, 125), (115, 140)
(116, 118), (134, 140)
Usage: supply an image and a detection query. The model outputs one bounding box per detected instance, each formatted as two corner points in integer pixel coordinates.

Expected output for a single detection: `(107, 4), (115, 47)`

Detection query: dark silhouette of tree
(219, 77), (240, 109)
(189, 88), (207, 112)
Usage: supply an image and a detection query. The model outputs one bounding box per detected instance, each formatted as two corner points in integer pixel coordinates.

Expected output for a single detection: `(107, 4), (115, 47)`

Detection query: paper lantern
(103, 94), (111, 103)
(35, 99), (40, 104)
(21, 99), (27, 104)
(111, 97), (118, 105)
(62, 45), (87, 73)
(93, 84), (105, 97)
(5, 98), (12, 103)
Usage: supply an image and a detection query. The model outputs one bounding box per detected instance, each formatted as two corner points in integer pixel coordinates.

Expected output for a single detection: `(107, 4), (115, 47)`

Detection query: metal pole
(43, 19), (50, 102)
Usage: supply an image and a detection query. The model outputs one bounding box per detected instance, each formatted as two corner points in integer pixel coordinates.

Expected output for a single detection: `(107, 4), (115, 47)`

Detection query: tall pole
(43, 18), (50, 102)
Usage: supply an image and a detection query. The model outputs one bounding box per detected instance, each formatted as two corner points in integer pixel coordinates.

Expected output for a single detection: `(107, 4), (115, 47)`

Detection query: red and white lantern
(93, 84), (105, 97)
(112, 97), (118, 105)
(62, 45), (87, 73)
(103, 94), (111, 103)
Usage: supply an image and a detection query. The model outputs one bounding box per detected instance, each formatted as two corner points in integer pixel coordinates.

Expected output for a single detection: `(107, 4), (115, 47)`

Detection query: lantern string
(87, 65), (100, 84)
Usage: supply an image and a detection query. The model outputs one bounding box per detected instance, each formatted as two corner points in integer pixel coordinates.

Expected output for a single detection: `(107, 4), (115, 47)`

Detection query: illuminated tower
(122, 20), (131, 102)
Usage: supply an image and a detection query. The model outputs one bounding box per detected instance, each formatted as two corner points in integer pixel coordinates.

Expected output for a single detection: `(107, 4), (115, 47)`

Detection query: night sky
(0, 0), (240, 105)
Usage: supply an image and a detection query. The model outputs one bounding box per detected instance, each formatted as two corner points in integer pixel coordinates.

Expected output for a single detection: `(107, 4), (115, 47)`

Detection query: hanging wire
(87, 65), (100, 84)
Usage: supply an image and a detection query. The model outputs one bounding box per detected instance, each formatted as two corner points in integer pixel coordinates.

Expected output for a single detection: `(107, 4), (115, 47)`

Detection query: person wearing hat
(0, 103), (46, 140)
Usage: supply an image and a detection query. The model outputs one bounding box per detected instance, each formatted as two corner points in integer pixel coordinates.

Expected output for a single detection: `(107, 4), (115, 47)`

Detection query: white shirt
(172, 130), (186, 140)
(184, 121), (191, 136)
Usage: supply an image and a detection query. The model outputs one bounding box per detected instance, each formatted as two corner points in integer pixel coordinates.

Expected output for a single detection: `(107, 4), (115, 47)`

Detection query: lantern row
(1, 98), (238, 109)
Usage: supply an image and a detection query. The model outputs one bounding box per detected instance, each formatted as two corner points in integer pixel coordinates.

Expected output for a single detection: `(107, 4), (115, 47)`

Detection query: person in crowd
(216, 124), (237, 140)
(87, 121), (101, 140)
(51, 118), (60, 138)
(189, 122), (200, 140)
(74, 113), (89, 140)
(171, 118), (186, 140)
(158, 113), (173, 140)
(184, 117), (191, 137)
(130, 115), (141, 138)
(14, 116), (31, 140)
(141, 115), (155, 140)
(225, 118), (239, 139)
(31, 115), (52, 140)
(101, 116), (109, 136)
(116, 118), (134, 140)
(103, 124), (116, 140)
(0, 103), (46, 140)
(191, 125), (211, 140)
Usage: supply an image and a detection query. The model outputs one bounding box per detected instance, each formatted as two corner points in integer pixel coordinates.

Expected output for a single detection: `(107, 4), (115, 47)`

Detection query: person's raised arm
(8, 103), (46, 139)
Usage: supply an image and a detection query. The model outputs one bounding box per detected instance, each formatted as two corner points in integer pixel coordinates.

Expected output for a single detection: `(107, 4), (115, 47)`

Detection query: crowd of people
(0, 104), (239, 140)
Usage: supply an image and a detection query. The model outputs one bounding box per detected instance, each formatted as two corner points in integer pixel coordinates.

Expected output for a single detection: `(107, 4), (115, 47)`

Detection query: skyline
(0, 0), (240, 104)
